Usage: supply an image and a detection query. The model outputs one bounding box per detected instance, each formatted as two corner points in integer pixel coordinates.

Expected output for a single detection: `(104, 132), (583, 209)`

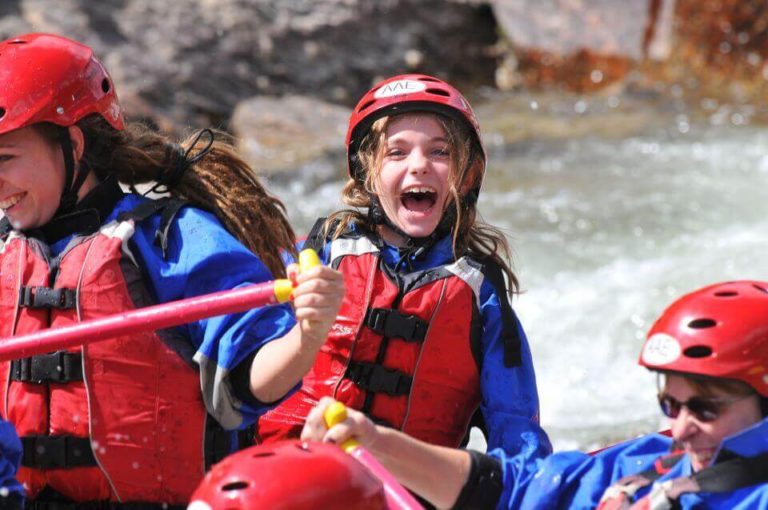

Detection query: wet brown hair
(327, 112), (519, 293)
(71, 116), (296, 278)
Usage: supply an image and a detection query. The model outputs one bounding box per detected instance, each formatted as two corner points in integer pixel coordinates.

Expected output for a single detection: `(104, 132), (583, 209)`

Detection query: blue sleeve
(129, 204), (297, 429)
(0, 420), (24, 504)
(490, 434), (673, 509)
(479, 280), (552, 460)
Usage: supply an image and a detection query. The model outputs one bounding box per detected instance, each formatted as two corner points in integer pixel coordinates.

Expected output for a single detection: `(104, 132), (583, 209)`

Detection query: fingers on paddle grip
(274, 249), (321, 303)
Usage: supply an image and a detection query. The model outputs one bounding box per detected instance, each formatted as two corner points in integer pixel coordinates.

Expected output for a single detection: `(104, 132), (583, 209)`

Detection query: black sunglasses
(657, 393), (751, 423)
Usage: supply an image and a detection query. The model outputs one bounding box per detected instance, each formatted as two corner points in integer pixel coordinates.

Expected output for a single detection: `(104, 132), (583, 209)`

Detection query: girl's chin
(398, 225), (439, 239)
(398, 213), (440, 236)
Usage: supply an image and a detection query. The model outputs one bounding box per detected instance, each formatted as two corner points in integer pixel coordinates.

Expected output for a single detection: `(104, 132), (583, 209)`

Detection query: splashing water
(271, 101), (768, 452)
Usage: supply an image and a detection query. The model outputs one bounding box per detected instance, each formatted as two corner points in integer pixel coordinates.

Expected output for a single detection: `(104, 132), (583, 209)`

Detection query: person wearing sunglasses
(302, 280), (768, 509)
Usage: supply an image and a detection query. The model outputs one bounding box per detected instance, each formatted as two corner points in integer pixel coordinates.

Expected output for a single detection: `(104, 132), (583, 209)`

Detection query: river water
(271, 91), (768, 452)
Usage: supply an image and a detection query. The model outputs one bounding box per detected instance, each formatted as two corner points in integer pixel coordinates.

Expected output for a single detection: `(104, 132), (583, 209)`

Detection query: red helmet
(639, 280), (768, 397)
(188, 441), (388, 510)
(0, 33), (124, 135)
(346, 73), (486, 186)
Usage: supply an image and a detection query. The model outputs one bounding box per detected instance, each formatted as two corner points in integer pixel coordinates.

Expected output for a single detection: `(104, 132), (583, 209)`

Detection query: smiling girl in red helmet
(0, 33), (343, 507)
(256, 74), (552, 472)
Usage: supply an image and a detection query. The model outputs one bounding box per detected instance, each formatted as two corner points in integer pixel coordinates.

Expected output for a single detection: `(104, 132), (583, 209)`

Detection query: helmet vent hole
(0, 108), (5, 120)
(9, 40), (27, 45)
(714, 291), (738, 297)
(357, 99), (375, 113)
(425, 88), (450, 97)
(753, 284), (768, 294)
(688, 318), (716, 329)
(419, 77), (441, 82)
(250, 451), (275, 458)
(101, 78), (111, 93)
(221, 481), (249, 491)
(683, 345), (713, 358)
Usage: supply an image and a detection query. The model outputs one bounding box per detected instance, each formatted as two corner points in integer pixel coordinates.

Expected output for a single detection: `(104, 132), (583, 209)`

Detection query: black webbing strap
(302, 217), (329, 254)
(600, 451), (685, 504)
(21, 435), (96, 469)
(10, 351), (83, 384)
(18, 286), (77, 310)
(346, 360), (412, 396)
(689, 450), (768, 494)
(364, 307), (427, 342)
(204, 416), (254, 470)
(617, 450), (768, 503)
(116, 197), (189, 260)
(155, 199), (187, 259)
(482, 261), (522, 368)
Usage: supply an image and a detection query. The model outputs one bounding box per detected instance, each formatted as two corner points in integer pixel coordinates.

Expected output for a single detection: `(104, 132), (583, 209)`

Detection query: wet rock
(1, 0), (498, 130)
(490, 0), (665, 93)
(230, 95), (348, 176)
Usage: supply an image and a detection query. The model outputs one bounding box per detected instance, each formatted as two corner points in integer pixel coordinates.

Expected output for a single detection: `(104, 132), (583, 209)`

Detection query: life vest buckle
(18, 286), (77, 309)
(346, 360), (412, 396)
(364, 308), (427, 342)
(10, 351), (83, 384)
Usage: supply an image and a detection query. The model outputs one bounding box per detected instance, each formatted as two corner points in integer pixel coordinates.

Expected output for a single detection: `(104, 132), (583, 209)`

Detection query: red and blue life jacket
(258, 226), (520, 447)
(0, 197), (228, 505)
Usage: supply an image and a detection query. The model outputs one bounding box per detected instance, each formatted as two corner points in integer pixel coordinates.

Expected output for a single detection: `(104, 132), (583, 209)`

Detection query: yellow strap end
(273, 279), (294, 303)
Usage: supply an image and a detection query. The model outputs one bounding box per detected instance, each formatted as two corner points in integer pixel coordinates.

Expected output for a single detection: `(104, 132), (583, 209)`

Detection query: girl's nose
(408, 150), (429, 174)
(670, 406), (700, 443)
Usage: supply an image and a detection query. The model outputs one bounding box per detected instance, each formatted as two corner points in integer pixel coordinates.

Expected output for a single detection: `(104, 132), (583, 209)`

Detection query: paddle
(324, 402), (424, 510)
(0, 249), (320, 362)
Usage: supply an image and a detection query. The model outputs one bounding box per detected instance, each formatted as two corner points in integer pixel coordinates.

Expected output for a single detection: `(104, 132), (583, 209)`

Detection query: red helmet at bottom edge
(188, 440), (388, 510)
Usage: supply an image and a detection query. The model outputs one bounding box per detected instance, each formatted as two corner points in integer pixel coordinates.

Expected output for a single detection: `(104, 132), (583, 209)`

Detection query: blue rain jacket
(0, 419), (23, 505)
(491, 416), (768, 509)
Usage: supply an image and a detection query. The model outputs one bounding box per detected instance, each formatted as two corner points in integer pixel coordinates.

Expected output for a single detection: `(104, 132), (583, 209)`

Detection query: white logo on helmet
(374, 80), (427, 99)
(641, 333), (681, 366)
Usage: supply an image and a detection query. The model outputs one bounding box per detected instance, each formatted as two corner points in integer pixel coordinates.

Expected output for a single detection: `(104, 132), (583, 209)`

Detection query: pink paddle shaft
(349, 447), (424, 510)
(323, 402), (423, 509)
(0, 280), (280, 362)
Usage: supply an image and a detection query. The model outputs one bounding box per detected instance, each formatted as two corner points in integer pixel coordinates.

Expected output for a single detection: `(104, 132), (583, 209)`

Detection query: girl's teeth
(0, 194), (23, 210)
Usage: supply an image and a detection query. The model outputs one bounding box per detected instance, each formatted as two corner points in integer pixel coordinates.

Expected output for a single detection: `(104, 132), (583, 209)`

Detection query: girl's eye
(385, 148), (405, 158)
(0, 154), (14, 163)
(433, 147), (450, 157)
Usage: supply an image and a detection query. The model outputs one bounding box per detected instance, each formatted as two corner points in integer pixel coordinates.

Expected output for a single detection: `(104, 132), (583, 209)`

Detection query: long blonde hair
(327, 112), (519, 293)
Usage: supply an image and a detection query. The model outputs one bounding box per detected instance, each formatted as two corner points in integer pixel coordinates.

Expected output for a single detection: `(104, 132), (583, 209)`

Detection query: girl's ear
(67, 125), (86, 163)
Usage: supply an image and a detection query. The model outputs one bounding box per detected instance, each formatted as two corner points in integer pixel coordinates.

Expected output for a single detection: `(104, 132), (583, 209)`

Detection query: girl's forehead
(386, 113), (447, 136)
(0, 125), (46, 147)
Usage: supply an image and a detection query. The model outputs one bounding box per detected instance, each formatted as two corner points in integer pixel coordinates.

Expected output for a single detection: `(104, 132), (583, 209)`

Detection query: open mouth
(0, 192), (25, 212)
(400, 186), (437, 213)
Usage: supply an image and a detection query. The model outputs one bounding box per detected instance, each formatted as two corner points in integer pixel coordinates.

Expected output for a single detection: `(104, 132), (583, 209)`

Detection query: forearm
(248, 323), (321, 403)
(368, 426), (471, 509)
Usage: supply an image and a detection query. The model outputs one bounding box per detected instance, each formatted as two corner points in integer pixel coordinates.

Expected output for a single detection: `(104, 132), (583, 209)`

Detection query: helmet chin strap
(54, 128), (91, 217)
